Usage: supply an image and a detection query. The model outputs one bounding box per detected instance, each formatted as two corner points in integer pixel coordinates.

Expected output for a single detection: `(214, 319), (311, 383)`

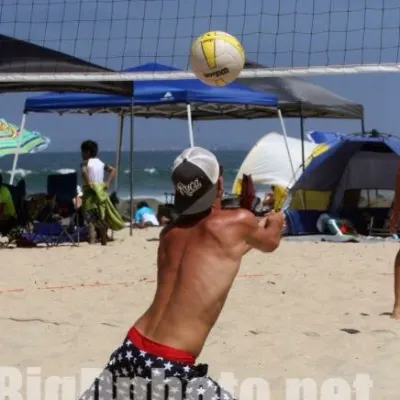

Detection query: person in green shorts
(0, 174), (16, 235)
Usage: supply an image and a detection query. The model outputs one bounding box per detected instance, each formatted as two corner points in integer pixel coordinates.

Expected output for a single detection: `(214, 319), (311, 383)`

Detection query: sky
(0, 0), (399, 152)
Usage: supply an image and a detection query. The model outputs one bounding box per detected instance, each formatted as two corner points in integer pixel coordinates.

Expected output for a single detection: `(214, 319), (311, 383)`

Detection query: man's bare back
(134, 206), (284, 358)
(79, 146), (284, 400)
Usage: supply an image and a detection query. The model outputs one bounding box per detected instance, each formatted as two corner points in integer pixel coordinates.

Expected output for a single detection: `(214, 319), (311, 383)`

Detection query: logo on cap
(176, 179), (202, 197)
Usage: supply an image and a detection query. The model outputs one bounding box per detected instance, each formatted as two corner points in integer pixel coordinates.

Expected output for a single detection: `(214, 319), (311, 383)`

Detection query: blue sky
(0, 0), (399, 152)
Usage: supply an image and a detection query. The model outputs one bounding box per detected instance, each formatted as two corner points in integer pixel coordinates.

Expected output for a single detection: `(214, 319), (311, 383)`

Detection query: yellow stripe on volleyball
(200, 35), (217, 69)
(194, 31), (245, 70)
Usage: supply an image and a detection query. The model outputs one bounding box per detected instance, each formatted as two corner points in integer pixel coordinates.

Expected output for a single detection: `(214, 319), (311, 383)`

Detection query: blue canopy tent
(284, 131), (400, 235)
(22, 63), (281, 235)
(23, 62), (280, 159)
(24, 63), (278, 119)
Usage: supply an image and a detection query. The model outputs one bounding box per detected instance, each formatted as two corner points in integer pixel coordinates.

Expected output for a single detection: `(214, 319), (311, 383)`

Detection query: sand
(1, 229), (399, 399)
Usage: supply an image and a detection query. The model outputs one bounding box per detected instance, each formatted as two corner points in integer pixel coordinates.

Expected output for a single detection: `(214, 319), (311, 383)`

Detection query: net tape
(0, 64), (399, 81)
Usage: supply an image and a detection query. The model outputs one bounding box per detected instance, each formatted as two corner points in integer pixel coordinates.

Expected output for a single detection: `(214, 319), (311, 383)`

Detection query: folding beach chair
(46, 172), (81, 246)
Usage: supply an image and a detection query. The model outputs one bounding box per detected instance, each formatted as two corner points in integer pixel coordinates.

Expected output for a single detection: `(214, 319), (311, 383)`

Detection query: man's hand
(264, 211), (285, 230)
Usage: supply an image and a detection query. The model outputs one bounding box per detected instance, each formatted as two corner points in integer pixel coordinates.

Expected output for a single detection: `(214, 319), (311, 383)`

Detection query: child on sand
(132, 201), (160, 228)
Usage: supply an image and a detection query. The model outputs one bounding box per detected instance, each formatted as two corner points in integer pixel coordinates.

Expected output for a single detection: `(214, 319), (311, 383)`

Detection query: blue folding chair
(45, 172), (81, 246)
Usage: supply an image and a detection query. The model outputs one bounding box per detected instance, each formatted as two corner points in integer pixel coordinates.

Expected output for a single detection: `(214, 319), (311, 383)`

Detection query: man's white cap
(171, 147), (220, 215)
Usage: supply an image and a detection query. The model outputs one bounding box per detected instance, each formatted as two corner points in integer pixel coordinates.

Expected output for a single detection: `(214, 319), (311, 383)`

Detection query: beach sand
(1, 229), (399, 399)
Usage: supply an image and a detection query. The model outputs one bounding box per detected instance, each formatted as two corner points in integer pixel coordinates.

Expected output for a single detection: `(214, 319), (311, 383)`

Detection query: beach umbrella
(0, 119), (50, 158)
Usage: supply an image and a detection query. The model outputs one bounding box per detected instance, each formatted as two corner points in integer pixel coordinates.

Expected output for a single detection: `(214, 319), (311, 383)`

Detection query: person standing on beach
(390, 160), (400, 319)
(80, 146), (284, 400)
(80, 140), (118, 245)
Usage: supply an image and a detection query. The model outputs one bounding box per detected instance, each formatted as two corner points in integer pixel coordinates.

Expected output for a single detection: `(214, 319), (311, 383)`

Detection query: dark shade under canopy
(0, 34), (133, 96)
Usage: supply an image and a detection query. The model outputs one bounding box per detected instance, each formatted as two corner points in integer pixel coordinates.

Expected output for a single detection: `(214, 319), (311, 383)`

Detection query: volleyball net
(1, 0), (400, 81)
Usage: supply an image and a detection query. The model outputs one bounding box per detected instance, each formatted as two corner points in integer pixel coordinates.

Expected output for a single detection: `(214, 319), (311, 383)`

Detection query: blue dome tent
(284, 131), (400, 235)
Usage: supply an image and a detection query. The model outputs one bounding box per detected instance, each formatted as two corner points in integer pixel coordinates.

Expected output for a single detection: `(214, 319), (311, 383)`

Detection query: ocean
(0, 150), (248, 200)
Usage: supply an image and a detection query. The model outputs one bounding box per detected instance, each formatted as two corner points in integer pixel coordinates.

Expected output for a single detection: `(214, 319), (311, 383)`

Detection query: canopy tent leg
(277, 109), (297, 186)
(300, 114), (306, 172)
(129, 103), (134, 237)
(299, 112), (307, 209)
(186, 104), (195, 147)
(361, 118), (365, 134)
(115, 115), (125, 193)
(9, 113), (27, 185)
(277, 108), (305, 210)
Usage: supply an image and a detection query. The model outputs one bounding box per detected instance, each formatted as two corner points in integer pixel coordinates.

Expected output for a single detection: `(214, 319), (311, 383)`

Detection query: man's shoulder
(203, 208), (257, 237)
(212, 207), (255, 223)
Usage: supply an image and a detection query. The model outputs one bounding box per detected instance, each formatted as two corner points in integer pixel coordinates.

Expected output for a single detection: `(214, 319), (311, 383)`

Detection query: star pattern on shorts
(79, 337), (237, 400)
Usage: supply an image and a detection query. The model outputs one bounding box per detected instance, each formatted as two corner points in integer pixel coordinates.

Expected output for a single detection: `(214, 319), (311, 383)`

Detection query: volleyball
(189, 31), (245, 87)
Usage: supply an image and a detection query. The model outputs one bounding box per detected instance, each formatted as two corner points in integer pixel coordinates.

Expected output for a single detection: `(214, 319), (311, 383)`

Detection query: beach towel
(82, 183), (124, 231)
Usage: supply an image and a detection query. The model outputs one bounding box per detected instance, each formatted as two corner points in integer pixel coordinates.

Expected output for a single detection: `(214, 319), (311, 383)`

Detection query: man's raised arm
(239, 209), (284, 253)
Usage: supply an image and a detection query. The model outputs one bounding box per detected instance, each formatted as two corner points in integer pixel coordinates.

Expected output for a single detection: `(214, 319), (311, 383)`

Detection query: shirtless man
(80, 147), (284, 400)
(390, 159), (400, 319)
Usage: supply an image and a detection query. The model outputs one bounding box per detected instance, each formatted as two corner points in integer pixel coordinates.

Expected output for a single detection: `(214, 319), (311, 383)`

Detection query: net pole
(9, 113), (27, 185)
(129, 101), (134, 237)
(186, 104), (195, 147)
(115, 115), (124, 193)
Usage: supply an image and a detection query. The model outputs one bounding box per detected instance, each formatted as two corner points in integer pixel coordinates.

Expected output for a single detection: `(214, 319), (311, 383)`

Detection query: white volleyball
(189, 31), (245, 86)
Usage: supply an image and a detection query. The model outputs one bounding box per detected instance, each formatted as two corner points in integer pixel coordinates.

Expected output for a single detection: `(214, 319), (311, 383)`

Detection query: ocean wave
(123, 167), (159, 174)
(0, 168), (33, 177)
(0, 167), (76, 176)
(55, 168), (76, 174)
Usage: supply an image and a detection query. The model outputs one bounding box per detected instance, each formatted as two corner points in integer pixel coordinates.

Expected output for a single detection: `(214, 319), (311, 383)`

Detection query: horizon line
(40, 148), (248, 153)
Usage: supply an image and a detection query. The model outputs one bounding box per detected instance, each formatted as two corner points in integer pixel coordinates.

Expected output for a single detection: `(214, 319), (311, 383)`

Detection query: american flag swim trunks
(79, 335), (235, 400)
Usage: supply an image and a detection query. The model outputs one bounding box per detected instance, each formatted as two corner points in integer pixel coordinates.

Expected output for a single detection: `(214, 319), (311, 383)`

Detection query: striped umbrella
(0, 118), (50, 158)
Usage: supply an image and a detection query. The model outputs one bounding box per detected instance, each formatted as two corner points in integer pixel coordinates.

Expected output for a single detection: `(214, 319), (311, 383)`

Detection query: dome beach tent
(284, 131), (400, 235)
(231, 132), (318, 208)
(23, 62), (281, 235)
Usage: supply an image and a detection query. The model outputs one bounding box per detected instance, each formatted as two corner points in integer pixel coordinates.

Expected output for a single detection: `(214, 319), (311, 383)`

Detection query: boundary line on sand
(0, 274), (266, 294)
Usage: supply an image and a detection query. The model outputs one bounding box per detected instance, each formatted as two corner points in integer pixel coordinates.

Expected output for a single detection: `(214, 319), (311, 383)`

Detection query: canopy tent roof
(292, 132), (400, 192)
(238, 61), (364, 119)
(231, 132), (318, 194)
(0, 34), (133, 96)
(24, 63), (279, 119)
